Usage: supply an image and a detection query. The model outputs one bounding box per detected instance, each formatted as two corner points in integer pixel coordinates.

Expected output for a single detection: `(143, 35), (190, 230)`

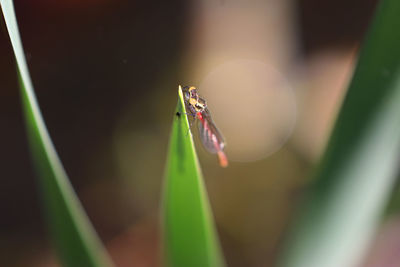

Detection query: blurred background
(3, 0), (399, 266)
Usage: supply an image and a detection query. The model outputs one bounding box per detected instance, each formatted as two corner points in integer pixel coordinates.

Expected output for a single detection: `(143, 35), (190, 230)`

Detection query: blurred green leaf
(278, 1), (400, 267)
(0, 1), (113, 266)
(384, 177), (400, 217)
(162, 86), (225, 267)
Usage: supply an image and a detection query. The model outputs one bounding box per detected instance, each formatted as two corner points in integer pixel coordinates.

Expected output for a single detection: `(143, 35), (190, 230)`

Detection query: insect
(182, 86), (228, 167)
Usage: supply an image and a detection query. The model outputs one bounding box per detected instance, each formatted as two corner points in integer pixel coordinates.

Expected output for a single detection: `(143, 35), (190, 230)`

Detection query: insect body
(182, 86), (228, 167)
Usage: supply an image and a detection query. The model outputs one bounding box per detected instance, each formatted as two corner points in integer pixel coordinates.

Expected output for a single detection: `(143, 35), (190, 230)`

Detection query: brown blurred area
(2, 0), (392, 266)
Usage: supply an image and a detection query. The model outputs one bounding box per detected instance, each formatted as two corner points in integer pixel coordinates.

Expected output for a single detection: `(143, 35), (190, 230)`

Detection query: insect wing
(197, 110), (225, 154)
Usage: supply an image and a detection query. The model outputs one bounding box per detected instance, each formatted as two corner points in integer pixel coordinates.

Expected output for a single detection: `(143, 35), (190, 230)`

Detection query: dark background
(0, 0), (379, 266)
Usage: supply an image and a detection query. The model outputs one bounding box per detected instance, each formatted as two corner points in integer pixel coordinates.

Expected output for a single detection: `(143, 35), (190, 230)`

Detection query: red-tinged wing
(197, 109), (225, 154)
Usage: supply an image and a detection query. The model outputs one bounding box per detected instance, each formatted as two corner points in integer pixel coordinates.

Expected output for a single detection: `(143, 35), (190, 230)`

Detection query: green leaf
(278, 1), (400, 267)
(162, 86), (225, 267)
(0, 1), (114, 266)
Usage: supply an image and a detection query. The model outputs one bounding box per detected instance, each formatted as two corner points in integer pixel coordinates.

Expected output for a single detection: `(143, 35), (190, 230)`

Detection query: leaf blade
(278, 1), (400, 267)
(0, 1), (114, 266)
(162, 86), (225, 267)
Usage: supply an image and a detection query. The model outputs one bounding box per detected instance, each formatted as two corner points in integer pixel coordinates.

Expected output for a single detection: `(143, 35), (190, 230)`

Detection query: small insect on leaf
(181, 85), (228, 167)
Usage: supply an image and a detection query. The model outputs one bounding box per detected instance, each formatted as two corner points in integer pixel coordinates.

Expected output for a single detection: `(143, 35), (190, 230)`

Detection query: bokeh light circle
(199, 59), (296, 162)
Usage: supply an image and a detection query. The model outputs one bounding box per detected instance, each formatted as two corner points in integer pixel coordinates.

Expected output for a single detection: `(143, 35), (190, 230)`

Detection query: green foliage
(278, 0), (400, 266)
(162, 86), (225, 267)
(2, 0), (400, 265)
(0, 1), (113, 266)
